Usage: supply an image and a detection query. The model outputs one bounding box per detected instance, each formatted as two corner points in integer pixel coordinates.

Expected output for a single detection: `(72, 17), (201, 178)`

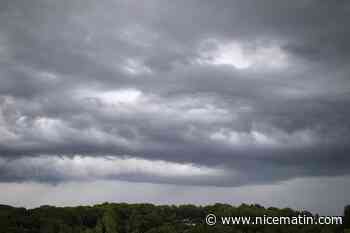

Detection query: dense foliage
(0, 203), (348, 233)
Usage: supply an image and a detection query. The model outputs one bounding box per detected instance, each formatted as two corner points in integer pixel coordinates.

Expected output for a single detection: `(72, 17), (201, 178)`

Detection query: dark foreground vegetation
(1, 203), (349, 233)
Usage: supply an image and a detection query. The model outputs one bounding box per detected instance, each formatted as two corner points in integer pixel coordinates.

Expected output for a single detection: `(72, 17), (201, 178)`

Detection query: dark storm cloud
(0, 0), (350, 186)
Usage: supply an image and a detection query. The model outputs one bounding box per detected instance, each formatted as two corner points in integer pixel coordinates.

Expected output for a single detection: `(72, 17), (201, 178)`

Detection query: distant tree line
(0, 203), (349, 233)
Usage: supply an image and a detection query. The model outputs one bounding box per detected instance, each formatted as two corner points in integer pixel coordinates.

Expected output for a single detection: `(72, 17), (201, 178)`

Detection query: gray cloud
(0, 0), (350, 190)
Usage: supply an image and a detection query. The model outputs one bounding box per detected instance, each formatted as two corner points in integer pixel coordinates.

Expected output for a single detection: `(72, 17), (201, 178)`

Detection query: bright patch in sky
(198, 39), (288, 69)
(78, 88), (143, 106)
(122, 58), (152, 75)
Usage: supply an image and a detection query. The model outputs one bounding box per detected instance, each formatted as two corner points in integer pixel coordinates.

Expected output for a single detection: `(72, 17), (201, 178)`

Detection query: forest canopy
(0, 203), (349, 233)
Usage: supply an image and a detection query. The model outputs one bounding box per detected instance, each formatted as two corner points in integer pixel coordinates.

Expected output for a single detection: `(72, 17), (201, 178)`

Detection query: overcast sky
(0, 0), (350, 215)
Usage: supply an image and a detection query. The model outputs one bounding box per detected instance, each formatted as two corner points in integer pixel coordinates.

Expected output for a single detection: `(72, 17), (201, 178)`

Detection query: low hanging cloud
(0, 155), (227, 185)
(0, 0), (350, 190)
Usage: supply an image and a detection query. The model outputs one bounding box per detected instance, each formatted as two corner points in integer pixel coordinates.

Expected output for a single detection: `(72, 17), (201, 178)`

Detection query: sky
(0, 0), (350, 215)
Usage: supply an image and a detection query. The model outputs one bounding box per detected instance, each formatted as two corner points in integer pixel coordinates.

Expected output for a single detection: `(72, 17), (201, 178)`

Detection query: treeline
(0, 203), (349, 233)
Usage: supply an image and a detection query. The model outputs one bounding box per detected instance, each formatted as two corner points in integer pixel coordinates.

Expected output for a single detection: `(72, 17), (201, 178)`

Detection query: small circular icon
(206, 214), (217, 226)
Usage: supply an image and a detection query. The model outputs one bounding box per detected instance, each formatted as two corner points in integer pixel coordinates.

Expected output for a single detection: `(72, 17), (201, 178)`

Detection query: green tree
(344, 205), (350, 229)
(101, 208), (119, 233)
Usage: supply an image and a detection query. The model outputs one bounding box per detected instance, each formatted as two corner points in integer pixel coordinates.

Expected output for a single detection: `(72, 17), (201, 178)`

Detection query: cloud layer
(0, 0), (350, 189)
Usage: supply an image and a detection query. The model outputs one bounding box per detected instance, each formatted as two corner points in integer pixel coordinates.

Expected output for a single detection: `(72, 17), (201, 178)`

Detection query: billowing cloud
(0, 155), (227, 184)
(0, 0), (350, 205)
